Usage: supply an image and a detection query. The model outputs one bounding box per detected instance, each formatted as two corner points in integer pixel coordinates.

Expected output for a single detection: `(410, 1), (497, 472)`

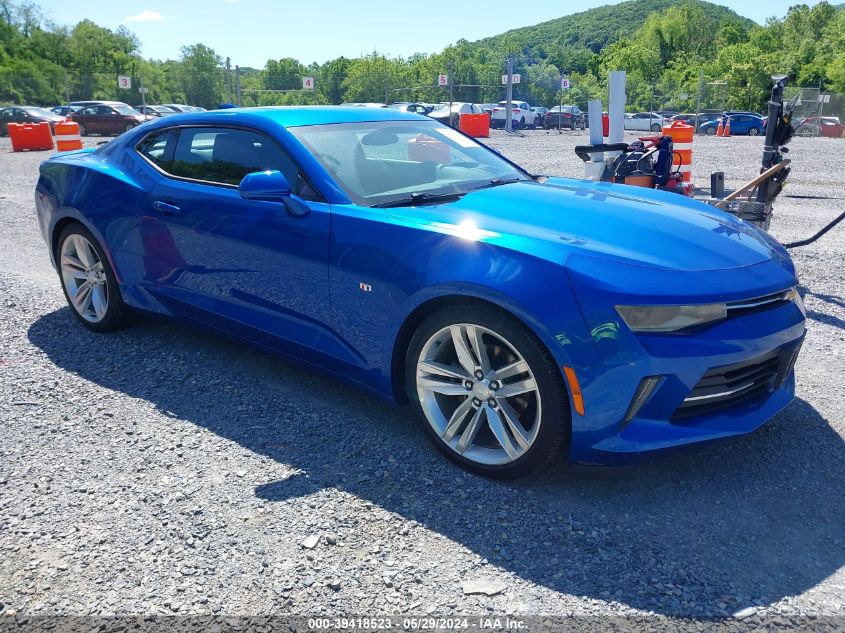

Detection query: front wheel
(705, 126), (716, 135)
(78, 123), (87, 136)
(651, 123), (662, 132)
(57, 223), (130, 332)
(406, 305), (570, 478)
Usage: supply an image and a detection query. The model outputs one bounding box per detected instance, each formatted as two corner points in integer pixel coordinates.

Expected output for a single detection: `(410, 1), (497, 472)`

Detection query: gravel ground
(0, 131), (843, 628)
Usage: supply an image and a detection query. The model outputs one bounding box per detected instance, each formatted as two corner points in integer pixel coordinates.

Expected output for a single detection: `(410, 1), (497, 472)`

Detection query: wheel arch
(389, 293), (572, 405)
(50, 211), (122, 284)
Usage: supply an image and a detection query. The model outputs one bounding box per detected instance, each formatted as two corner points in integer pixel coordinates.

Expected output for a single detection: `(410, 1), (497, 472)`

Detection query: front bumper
(564, 255), (806, 466)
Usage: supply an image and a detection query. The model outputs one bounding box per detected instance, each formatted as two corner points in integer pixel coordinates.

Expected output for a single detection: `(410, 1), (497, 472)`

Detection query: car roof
(138, 106), (428, 129)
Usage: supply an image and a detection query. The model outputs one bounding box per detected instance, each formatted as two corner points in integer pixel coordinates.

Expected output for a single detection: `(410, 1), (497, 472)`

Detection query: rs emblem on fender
(359, 282), (372, 292)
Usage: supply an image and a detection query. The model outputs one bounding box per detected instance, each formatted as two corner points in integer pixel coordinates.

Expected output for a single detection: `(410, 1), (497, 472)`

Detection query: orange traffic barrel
(8, 122), (54, 152)
(459, 113), (490, 138)
(55, 120), (83, 152)
(663, 120), (694, 182)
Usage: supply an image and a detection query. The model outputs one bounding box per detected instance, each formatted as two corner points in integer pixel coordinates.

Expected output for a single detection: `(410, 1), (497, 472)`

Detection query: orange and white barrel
(55, 120), (83, 152)
(663, 120), (693, 182)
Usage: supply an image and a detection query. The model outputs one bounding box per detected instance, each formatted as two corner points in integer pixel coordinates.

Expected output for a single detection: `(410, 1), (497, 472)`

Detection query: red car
(70, 102), (149, 136)
(795, 116), (844, 138)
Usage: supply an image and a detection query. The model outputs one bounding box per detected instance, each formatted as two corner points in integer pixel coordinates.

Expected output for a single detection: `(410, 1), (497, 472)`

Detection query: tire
(705, 126), (716, 136)
(519, 117), (525, 129)
(748, 127), (760, 136)
(56, 223), (131, 332)
(0, 124), (6, 136)
(406, 304), (570, 479)
(651, 123), (662, 132)
(125, 123), (136, 133)
(78, 123), (87, 136)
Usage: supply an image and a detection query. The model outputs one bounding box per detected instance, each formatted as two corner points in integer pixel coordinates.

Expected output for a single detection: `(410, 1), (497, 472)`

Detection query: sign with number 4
(302, 77), (314, 91)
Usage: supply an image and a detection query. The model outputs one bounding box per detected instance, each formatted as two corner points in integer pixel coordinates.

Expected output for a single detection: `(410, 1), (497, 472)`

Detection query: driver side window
(142, 126), (319, 199)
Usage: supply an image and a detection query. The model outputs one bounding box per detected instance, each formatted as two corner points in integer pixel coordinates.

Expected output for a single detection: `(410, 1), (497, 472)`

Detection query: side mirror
(238, 170), (308, 216)
(239, 170), (291, 201)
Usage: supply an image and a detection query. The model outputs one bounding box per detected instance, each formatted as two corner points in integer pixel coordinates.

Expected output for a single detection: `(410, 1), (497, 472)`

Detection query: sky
(34, 0), (823, 68)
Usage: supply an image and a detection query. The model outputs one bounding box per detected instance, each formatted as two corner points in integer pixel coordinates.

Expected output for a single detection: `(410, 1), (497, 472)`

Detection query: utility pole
(505, 57), (513, 133)
(448, 59), (454, 127)
(236, 65), (242, 107)
(694, 69), (703, 134)
(225, 56), (232, 103)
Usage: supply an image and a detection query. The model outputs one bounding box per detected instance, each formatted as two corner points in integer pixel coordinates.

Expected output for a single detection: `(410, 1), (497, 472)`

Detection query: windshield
(25, 107), (55, 117)
(114, 105), (140, 115)
(290, 120), (528, 207)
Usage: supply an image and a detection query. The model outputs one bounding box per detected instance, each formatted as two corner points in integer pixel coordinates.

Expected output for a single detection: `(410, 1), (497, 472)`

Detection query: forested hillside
(1, 0), (843, 113)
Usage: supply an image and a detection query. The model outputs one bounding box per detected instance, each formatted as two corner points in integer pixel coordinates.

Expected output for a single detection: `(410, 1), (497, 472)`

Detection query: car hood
(387, 177), (776, 272)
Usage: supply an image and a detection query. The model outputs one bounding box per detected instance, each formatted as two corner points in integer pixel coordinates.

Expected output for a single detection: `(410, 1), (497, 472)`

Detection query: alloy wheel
(416, 323), (542, 466)
(60, 233), (109, 323)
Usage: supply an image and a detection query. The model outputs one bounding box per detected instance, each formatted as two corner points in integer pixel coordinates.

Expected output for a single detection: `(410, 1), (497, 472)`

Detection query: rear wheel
(78, 123), (87, 136)
(748, 127), (760, 136)
(406, 305), (570, 478)
(705, 126), (716, 135)
(57, 223), (130, 332)
(651, 123), (662, 132)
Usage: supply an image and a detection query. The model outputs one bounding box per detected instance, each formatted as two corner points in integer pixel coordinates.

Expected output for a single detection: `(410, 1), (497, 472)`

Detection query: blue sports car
(34, 107), (806, 478)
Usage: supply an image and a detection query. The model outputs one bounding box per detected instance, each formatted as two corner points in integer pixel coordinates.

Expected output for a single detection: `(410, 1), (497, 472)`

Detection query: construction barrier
(663, 120), (693, 182)
(55, 120), (83, 152)
(459, 113), (490, 138)
(7, 122), (54, 152)
(408, 133), (450, 163)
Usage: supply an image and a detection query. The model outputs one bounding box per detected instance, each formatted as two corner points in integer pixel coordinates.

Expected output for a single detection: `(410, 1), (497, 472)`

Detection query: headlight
(784, 286), (806, 316)
(616, 303), (726, 333)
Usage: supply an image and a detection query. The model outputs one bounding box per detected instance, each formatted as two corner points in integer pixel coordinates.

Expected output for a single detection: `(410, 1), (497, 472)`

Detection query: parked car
(699, 113), (765, 136)
(0, 105), (65, 135)
(428, 102), (483, 127)
(491, 100), (538, 129)
(340, 102), (388, 108)
(161, 103), (205, 113)
(532, 106), (549, 121)
(479, 103), (498, 116)
(544, 105), (585, 130)
(671, 113), (720, 127)
(137, 105), (179, 118)
(389, 102), (433, 115)
(34, 106), (806, 478)
(624, 112), (667, 132)
(69, 102), (149, 136)
(51, 105), (82, 117)
(794, 116), (844, 138)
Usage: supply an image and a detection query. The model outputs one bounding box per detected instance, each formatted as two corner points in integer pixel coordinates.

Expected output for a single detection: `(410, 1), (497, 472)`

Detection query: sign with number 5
(438, 74), (448, 87)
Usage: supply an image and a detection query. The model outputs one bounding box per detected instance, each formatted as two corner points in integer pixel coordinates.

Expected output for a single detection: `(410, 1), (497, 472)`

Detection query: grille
(673, 347), (797, 421)
(725, 289), (791, 318)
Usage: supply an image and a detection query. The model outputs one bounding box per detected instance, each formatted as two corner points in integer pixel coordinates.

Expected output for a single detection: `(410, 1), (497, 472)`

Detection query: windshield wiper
(373, 191), (466, 208)
(467, 177), (522, 192)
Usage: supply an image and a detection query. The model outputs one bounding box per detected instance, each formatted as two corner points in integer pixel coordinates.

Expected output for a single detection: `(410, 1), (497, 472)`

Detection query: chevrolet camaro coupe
(34, 107), (806, 478)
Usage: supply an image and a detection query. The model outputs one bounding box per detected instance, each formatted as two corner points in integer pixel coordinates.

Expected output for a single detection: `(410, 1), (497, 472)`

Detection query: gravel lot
(1, 130), (843, 627)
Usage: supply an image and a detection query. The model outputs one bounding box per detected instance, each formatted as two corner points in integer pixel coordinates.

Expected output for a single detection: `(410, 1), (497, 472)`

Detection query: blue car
(700, 113), (766, 136)
(34, 107), (806, 478)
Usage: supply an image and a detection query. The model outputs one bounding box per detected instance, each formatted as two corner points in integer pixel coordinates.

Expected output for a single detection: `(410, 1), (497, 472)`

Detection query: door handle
(153, 200), (181, 216)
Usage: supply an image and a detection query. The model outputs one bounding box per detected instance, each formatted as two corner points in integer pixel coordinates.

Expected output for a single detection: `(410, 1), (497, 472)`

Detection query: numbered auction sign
(438, 74), (448, 87)
(302, 77), (314, 91)
(118, 75), (131, 90)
